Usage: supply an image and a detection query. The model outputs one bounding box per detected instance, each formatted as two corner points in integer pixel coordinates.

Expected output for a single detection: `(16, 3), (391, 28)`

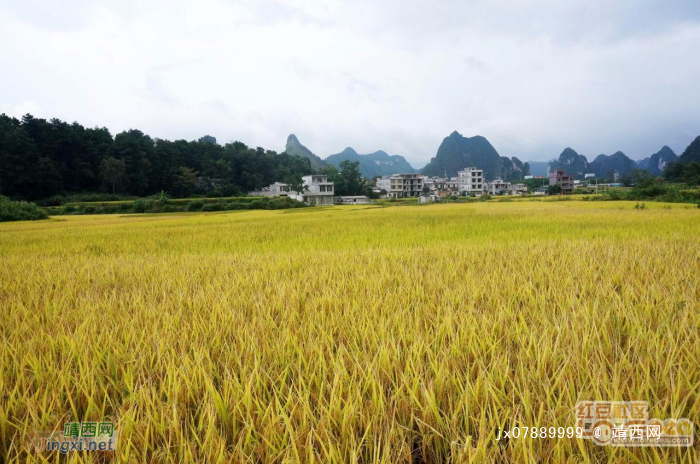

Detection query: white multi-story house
(457, 168), (484, 195)
(269, 182), (290, 196)
(511, 183), (528, 194)
(289, 175), (334, 206)
(376, 177), (391, 193)
(248, 181), (290, 197)
(386, 173), (424, 198)
(424, 177), (458, 192)
(485, 179), (528, 195)
(334, 195), (370, 205)
(485, 178), (511, 195)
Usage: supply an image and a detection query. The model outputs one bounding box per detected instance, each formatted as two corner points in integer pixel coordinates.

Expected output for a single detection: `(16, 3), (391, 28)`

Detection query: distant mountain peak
(284, 134), (326, 171)
(421, 131), (524, 179)
(589, 151), (636, 179)
(548, 148), (588, 177)
(641, 145), (678, 175)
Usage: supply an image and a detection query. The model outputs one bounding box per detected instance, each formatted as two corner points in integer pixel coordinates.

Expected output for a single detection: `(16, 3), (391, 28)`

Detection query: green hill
(421, 131), (525, 180)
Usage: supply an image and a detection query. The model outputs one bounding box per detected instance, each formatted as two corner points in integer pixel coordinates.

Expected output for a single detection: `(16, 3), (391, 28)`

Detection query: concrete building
(457, 168), (484, 195)
(438, 186), (460, 198)
(334, 195), (369, 205)
(288, 175), (335, 205)
(485, 178), (511, 195)
(483, 179), (528, 195)
(511, 183), (528, 195)
(548, 169), (575, 195)
(248, 181), (290, 197)
(269, 182), (290, 196)
(385, 173), (424, 198)
(418, 194), (442, 203)
(375, 177), (391, 192)
(423, 176), (458, 193)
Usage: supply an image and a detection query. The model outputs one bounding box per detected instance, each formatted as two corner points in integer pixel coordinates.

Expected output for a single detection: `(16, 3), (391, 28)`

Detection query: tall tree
(100, 157), (126, 194)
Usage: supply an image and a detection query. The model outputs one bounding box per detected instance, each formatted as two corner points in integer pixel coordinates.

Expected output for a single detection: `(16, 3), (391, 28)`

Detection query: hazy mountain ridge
(546, 148), (658, 180)
(325, 147), (415, 178)
(285, 131), (691, 182)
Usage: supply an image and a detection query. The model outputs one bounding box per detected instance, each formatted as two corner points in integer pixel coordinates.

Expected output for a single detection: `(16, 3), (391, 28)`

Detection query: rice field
(1, 201), (699, 463)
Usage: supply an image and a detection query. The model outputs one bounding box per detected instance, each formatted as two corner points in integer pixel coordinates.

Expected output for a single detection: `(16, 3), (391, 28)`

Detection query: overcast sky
(1, 0), (699, 167)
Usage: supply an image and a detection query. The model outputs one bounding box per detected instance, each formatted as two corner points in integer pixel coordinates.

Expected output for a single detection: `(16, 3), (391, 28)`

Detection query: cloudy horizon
(1, 0), (699, 167)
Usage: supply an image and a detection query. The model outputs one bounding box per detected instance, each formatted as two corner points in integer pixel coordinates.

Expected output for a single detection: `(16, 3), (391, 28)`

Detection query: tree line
(0, 113), (318, 200)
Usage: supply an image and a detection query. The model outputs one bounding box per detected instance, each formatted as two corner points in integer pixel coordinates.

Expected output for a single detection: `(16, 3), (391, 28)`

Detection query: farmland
(1, 201), (699, 463)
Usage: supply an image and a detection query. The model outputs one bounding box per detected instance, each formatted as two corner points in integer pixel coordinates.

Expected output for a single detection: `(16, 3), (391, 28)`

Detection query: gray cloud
(0, 0), (699, 165)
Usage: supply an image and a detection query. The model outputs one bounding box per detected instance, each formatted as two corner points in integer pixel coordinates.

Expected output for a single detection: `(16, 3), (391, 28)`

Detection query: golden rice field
(1, 201), (699, 463)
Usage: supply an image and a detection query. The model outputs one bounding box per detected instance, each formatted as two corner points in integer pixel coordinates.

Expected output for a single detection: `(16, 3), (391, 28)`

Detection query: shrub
(248, 200), (269, 210)
(224, 202), (247, 210)
(0, 196), (48, 222)
(269, 199), (292, 209)
(187, 200), (205, 211)
(201, 203), (223, 212)
(132, 200), (149, 213)
(38, 195), (67, 207)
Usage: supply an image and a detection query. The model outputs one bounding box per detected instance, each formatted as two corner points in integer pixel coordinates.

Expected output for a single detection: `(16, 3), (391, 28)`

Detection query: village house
(485, 178), (511, 195)
(371, 186), (387, 199)
(457, 168), (484, 195)
(248, 181), (290, 197)
(548, 169), (575, 195)
(484, 179), (528, 195)
(423, 176), (458, 193)
(376, 177), (391, 192)
(438, 186), (460, 198)
(269, 182), (290, 196)
(334, 195), (370, 205)
(288, 175), (335, 206)
(510, 183), (528, 195)
(377, 173), (424, 198)
(418, 193), (442, 203)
